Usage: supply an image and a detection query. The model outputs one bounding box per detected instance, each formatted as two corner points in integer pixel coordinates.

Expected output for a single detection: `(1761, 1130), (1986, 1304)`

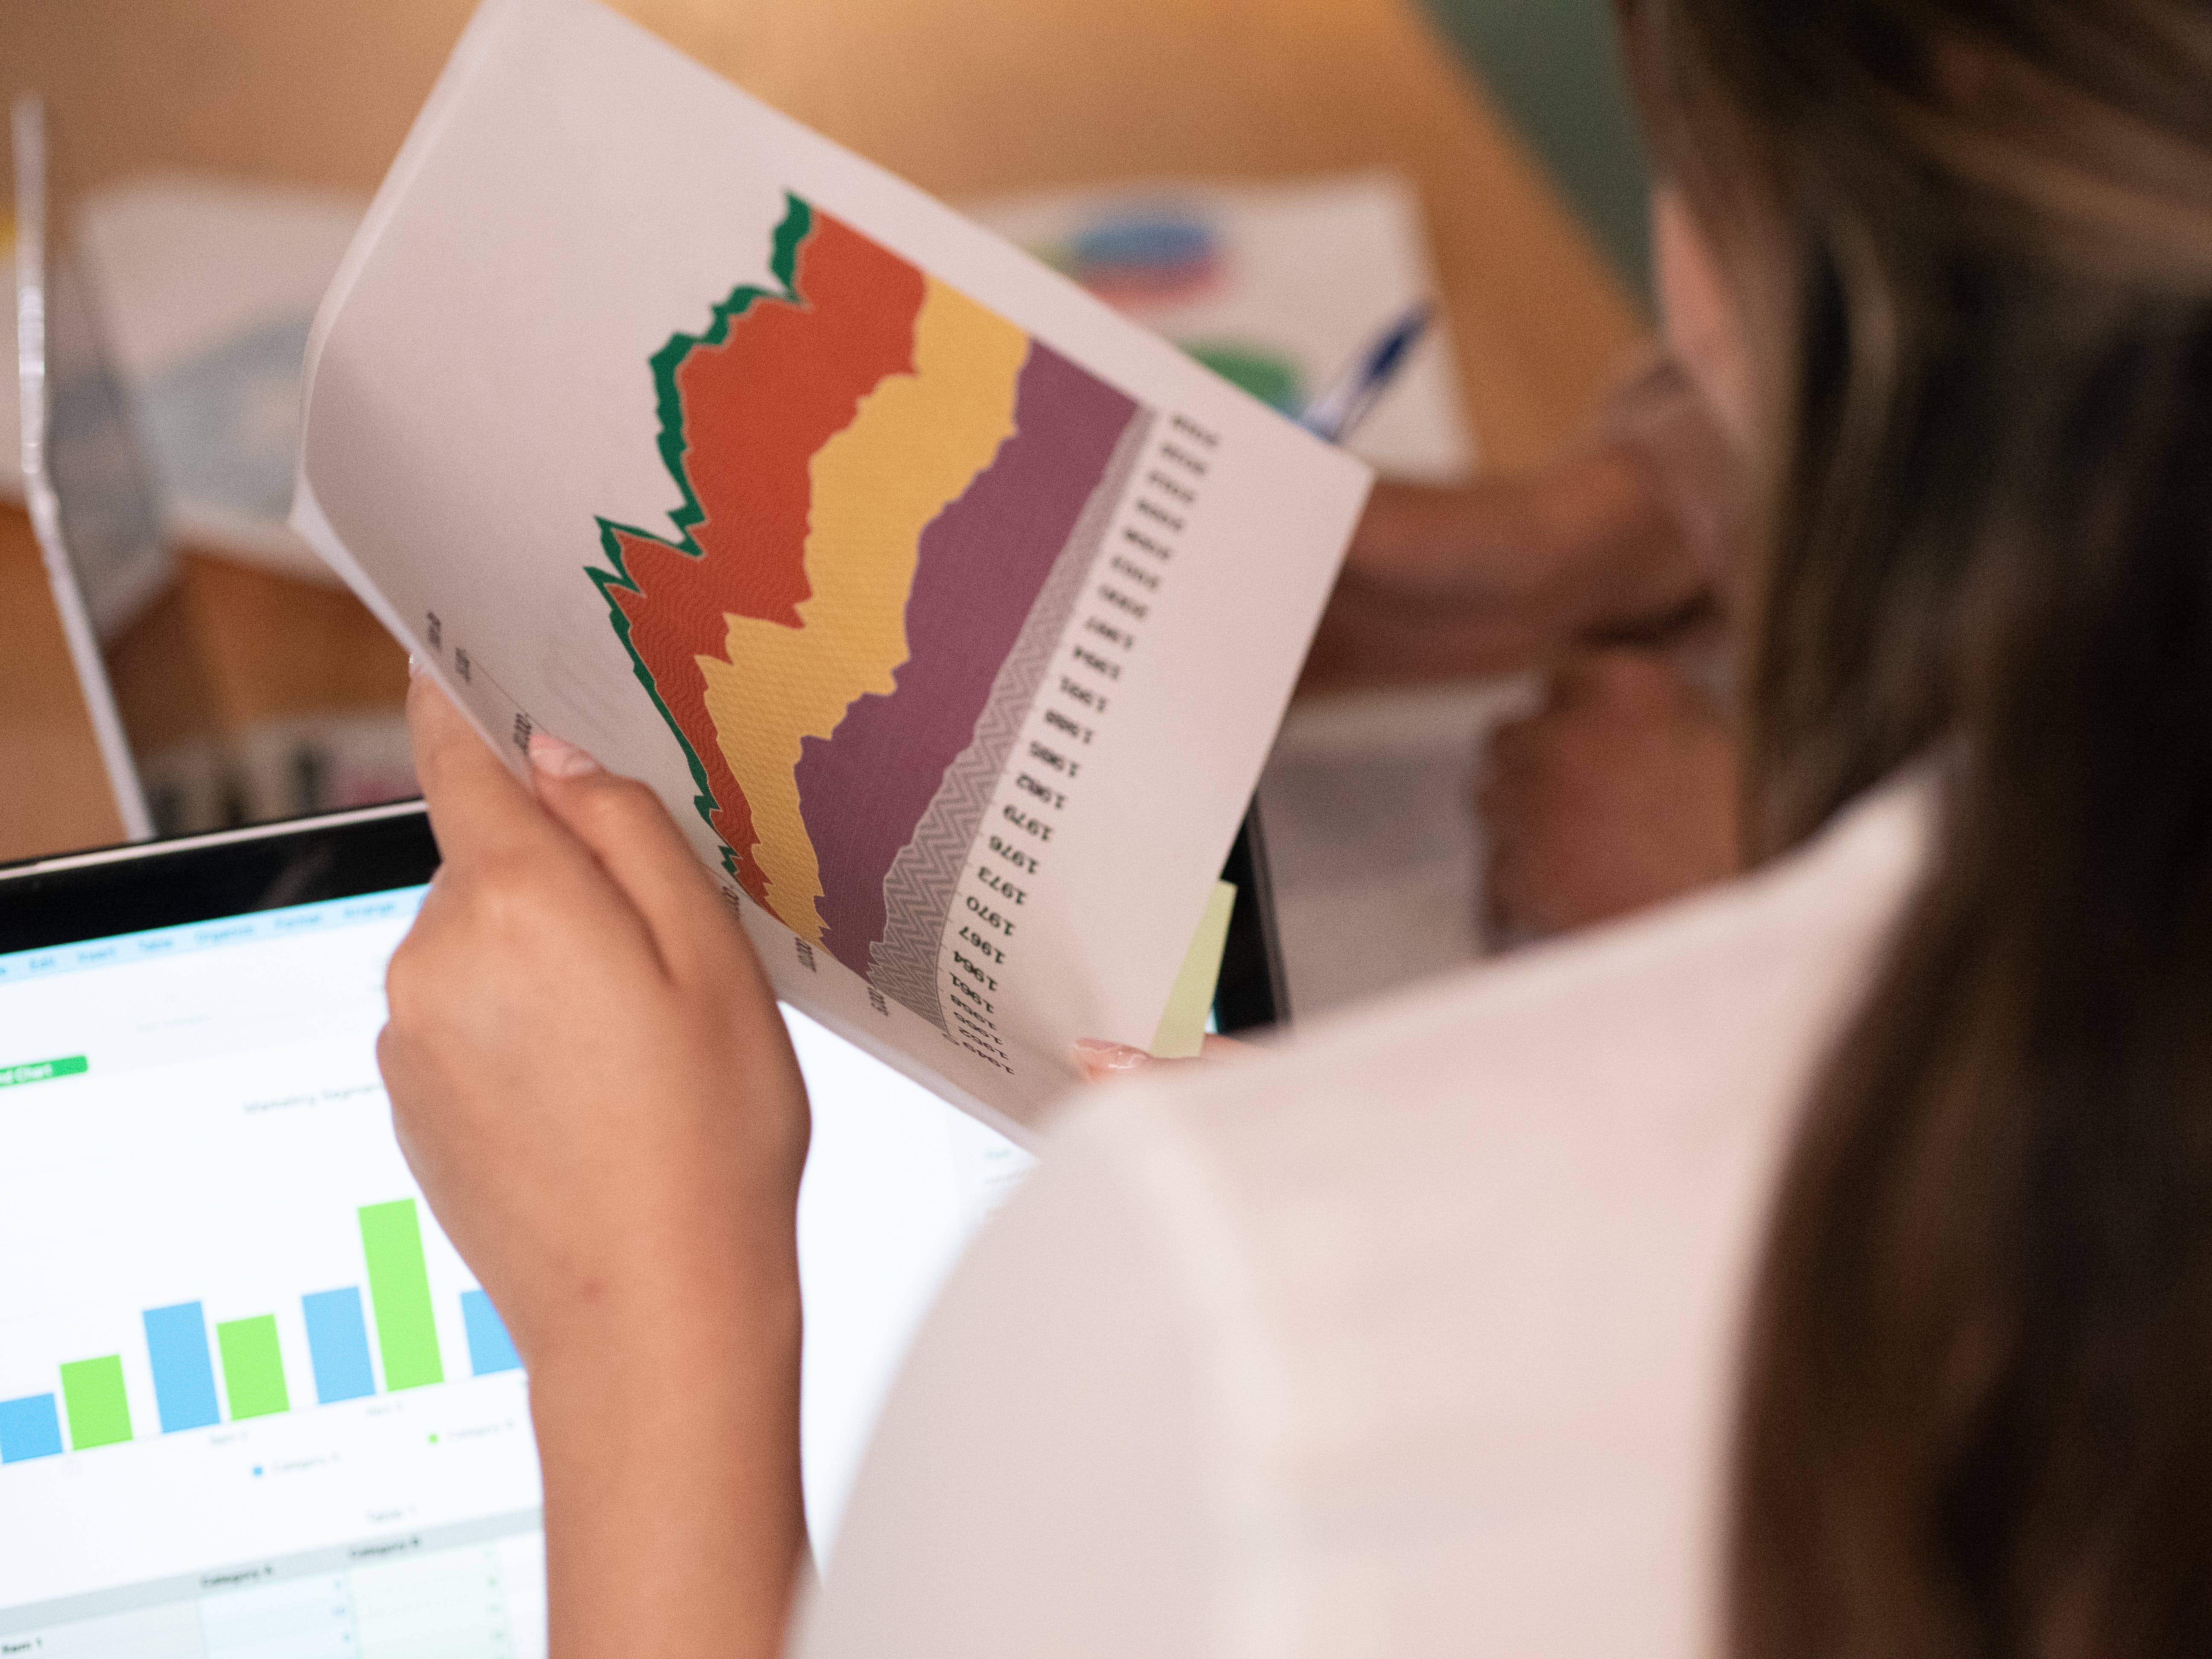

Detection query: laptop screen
(0, 876), (1030, 1653)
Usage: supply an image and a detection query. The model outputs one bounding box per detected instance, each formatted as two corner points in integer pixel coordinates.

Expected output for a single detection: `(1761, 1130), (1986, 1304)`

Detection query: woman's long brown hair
(1618, 2), (2212, 1652)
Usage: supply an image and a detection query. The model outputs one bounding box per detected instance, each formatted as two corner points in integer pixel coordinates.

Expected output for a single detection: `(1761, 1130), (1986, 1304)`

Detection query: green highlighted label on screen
(360, 1200), (445, 1390)
(0, 1055), (87, 1089)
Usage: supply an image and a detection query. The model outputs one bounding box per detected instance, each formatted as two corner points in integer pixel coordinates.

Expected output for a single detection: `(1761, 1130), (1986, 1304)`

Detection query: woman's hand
(1300, 352), (1740, 689)
(379, 669), (809, 1659)
(1481, 649), (1742, 939)
(1071, 1033), (1255, 1082)
(380, 670), (807, 1365)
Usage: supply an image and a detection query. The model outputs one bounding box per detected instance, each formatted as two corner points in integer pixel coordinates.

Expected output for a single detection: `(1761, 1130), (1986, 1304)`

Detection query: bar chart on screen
(0, 855), (1038, 1659)
(0, 894), (545, 1627)
(0, 1198), (522, 1469)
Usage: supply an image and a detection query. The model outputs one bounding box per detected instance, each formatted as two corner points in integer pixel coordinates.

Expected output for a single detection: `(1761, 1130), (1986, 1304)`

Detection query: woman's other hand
(1301, 352), (1739, 688)
(379, 669), (809, 1658)
(1481, 649), (1741, 939)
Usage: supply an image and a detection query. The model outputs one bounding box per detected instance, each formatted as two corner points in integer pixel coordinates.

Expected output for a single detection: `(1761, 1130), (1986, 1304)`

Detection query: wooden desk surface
(1, 0), (1644, 864)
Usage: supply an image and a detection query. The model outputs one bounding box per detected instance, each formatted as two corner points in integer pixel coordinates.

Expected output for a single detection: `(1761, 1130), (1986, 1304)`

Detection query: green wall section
(1417, 0), (1652, 295)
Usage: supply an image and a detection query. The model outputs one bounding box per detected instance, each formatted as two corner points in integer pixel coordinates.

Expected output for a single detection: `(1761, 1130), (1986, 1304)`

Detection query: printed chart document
(291, 0), (1369, 1134)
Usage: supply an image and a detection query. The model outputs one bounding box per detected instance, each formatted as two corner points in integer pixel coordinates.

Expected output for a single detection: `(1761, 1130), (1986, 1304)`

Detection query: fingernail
(528, 731), (602, 778)
(407, 653), (422, 678)
(1071, 1038), (1152, 1081)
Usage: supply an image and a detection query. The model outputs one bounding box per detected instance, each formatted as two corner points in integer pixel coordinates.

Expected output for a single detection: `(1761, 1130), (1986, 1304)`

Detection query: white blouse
(797, 779), (1930, 1658)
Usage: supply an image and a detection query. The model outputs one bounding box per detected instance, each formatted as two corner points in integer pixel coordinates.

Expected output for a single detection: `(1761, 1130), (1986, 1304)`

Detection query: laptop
(0, 787), (1284, 1652)
(0, 803), (1021, 1647)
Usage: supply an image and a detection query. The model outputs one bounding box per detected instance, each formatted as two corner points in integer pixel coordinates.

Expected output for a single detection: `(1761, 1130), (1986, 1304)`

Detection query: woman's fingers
(407, 669), (566, 871)
(1476, 648), (1742, 939)
(1071, 1034), (1255, 1083)
(407, 675), (748, 995)
(524, 732), (752, 991)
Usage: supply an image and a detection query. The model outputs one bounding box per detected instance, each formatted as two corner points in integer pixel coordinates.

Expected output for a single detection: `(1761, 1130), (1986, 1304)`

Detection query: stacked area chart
(591, 196), (1152, 1033)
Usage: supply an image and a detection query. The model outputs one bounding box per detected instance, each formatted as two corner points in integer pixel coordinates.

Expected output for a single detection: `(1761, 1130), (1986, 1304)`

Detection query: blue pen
(1298, 302), (1435, 444)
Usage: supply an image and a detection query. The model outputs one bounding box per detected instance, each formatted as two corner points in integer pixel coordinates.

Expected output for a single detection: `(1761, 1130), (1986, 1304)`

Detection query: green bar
(0, 1055), (87, 1089)
(216, 1315), (289, 1419)
(59, 1356), (132, 1448)
(359, 1200), (443, 1389)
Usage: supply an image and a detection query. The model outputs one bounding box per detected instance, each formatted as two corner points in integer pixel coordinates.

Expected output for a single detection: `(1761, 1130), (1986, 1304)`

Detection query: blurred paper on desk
(1258, 678), (1540, 1017)
(969, 174), (1477, 483)
(75, 177), (364, 584)
(289, 0), (1370, 1134)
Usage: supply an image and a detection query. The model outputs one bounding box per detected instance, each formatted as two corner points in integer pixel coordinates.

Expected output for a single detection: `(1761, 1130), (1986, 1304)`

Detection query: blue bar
(143, 1302), (221, 1433)
(302, 1288), (377, 1404)
(0, 1394), (64, 1463)
(460, 1290), (521, 1376)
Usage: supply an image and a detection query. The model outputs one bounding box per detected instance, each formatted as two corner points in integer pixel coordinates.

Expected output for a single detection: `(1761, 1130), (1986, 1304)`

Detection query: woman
(379, 0), (2212, 1650)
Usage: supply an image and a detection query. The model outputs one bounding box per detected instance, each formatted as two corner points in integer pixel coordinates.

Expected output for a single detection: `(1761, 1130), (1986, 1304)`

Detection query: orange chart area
(591, 196), (1148, 1029)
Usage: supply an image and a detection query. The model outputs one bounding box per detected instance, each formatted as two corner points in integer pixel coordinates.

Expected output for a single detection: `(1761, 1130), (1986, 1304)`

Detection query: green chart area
(0, 1199), (523, 1469)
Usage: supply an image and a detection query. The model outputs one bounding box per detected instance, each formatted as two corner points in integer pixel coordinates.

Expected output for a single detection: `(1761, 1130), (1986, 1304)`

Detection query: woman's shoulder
(1076, 768), (1931, 1199)
(1039, 773), (1933, 1654)
(802, 780), (1932, 1659)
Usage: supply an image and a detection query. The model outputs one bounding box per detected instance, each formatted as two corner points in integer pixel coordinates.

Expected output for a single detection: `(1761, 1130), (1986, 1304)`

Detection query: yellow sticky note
(1150, 881), (1238, 1059)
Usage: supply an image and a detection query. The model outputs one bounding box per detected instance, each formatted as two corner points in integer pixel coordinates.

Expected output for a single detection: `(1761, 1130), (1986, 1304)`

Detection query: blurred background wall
(4, 0), (1651, 298)
(1424, 0), (1648, 291)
